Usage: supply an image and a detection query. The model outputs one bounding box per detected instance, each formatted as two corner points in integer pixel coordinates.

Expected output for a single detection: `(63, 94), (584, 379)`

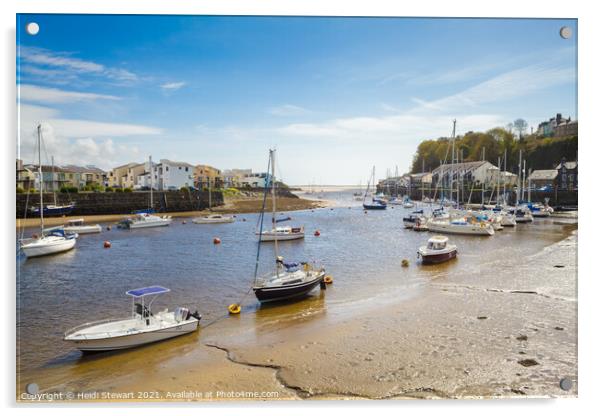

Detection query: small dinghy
(64, 286), (201, 351)
(64, 218), (102, 234)
(403, 209), (424, 228)
(418, 235), (457, 264)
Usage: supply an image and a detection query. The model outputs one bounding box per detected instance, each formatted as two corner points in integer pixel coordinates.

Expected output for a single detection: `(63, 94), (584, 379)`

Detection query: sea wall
(16, 190), (224, 217)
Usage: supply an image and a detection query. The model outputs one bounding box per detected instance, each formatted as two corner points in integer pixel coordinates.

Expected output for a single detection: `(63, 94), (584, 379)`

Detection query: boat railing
(64, 318), (127, 337)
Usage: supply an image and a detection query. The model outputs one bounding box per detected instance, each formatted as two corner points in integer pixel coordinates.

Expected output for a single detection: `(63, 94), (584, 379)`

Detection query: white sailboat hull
(128, 218), (172, 229)
(192, 216), (235, 224)
(427, 220), (494, 236)
(259, 232), (305, 241)
(21, 236), (76, 258)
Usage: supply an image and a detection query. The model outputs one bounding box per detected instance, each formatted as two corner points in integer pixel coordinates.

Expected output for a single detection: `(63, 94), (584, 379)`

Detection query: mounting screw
(26, 22), (40, 36)
(559, 378), (573, 391)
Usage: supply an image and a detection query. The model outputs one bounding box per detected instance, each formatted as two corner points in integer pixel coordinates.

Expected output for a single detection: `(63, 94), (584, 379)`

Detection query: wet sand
(18, 229), (577, 401)
(16, 196), (326, 228)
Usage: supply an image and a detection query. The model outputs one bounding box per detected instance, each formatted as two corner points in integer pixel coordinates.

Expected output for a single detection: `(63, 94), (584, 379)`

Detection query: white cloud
(18, 104), (161, 169)
(160, 81), (186, 90)
(268, 104), (310, 117)
(19, 84), (121, 104)
(18, 46), (139, 84)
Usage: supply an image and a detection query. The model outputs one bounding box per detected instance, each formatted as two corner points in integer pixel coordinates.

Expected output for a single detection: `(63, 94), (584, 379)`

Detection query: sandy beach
(16, 195), (327, 229)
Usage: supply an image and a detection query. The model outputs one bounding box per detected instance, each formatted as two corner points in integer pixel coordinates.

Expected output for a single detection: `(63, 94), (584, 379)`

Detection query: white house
(151, 159), (195, 190)
(433, 161), (497, 186)
(239, 172), (273, 188)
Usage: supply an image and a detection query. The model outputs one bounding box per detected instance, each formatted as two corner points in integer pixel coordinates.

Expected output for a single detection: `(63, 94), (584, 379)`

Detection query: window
(185, 167), (189, 172)
(166, 166), (169, 172)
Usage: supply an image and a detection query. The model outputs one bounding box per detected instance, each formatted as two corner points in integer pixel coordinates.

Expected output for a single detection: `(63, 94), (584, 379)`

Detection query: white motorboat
(64, 286), (201, 351)
(510, 208), (534, 223)
(19, 125), (78, 258)
(192, 214), (235, 224)
(258, 226), (305, 241)
(500, 212), (517, 227)
(64, 218), (102, 234)
(418, 235), (458, 264)
(402, 210), (424, 229)
(121, 213), (172, 229)
(427, 217), (495, 236)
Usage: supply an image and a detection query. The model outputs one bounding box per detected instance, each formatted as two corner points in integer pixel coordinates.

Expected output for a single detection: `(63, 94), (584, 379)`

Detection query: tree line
(409, 125), (577, 175)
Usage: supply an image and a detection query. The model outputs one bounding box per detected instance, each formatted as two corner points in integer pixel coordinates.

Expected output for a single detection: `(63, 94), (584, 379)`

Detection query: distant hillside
(410, 128), (577, 174)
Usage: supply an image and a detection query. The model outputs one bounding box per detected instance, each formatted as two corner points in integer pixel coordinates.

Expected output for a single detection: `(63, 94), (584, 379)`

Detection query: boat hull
(21, 237), (76, 258)
(31, 204), (75, 217)
(363, 203), (387, 210)
(64, 225), (102, 234)
(253, 274), (324, 302)
(192, 217), (235, 224)
(128, 220), (172, 229)
(65, 319), (199, 352)
(258, 232), (305, 241)
(419, 249), (457, 264)
(427, 221), (494, 236)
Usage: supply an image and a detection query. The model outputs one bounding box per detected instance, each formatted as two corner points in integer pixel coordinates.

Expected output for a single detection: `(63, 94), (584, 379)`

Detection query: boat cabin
(67, 218), (85, 226)
(427, 236), (448, 250)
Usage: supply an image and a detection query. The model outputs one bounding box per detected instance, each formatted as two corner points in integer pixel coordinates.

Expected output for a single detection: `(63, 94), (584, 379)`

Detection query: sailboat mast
(481, 147), (485, 205)
(51, 155), (57, 205)
(37, 125), (44, 231)
(503, 148), (507, 205)
(149, 155), (153, 210)
(517, 149), (522, 207)
(270, 149), (279, 273)
(451, 119), (456, 207)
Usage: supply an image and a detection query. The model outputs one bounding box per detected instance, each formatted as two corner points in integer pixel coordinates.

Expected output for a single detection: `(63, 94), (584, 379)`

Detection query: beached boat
(192, 180), (235, 224)
(63, 218), (102, 234)
(251, 149), (325, 303)
(418, 235), (457, 264)
(120, 213), (173, 229)
(19, 125), (78, 258)
(526, 202), (554, 217)
(64, 286), (201, 351)
(509, 208), (534, 223)
(426, 217), (495, 236)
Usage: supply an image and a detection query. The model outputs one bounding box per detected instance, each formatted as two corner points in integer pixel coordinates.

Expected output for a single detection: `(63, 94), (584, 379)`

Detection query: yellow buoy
(228, 304), (241, 314)
(401, 259), (410, 267)
(324, 275), (333, 284)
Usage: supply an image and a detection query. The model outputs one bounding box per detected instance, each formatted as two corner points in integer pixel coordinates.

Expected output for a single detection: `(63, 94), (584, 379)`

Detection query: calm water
(16, 189), (576, 374)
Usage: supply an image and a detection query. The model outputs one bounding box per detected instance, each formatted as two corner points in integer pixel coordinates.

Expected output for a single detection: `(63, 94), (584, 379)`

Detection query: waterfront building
(108, 162), (141, 188)
(16, 159), (35, 191)
(153, 159), (195, 190)
(555, 159), (578, 191)
(61, 165), (108, 189)
(528, 169), (558, 189)
(536, 113), (577, 137)
(239, 172), (273, 188)
(194, 165), (223, 189)
(432, 160), (497, 188)
(222, 168), (253, 187)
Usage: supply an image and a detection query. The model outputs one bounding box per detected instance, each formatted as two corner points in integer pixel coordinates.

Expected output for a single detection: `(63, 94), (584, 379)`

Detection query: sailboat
(30, 156), (75, 216)
(256, 150), (305, 241)
(192, 177), (234, 224)
(20, 125), (78, 258)
(363, 166), (387, 210)
(119, 156), (172, 229)
(252, 149), (325, 302)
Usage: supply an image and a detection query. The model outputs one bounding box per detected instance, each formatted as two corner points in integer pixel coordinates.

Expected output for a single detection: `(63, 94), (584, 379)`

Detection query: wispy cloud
(18, 46), (139, 84)
(268, 104), (310, 117)
(160, 81), (186, 90)
(412, 63), (575, 113)
(19, 84), (121, 104)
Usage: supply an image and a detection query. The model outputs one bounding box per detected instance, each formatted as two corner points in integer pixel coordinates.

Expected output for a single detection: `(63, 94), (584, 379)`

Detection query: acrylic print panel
(16, 14), (578, 402)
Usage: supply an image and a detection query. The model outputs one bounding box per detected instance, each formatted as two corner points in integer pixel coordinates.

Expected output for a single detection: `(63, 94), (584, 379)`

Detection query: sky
(16, 15), (577, 185)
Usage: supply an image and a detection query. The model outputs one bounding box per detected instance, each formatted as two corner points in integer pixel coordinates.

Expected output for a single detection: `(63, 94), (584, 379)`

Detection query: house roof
(555, 161), (577, 170)
(528, 170), (558, 180)
(61, 165), (107, 174)
(159, 159), (195, 168)
(432, 160), (493, 174)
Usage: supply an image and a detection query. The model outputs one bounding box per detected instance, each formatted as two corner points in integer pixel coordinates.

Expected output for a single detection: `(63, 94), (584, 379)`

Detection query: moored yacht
(418, 235), (458, 264)
(426, 216), (495, 236)
(64, 218), (102, 234)
(120, 213), (173, 229)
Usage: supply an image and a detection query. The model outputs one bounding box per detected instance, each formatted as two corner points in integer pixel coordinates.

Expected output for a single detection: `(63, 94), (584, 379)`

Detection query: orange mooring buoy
(314, 230), (321, 237)
(213, 237), (221, 245)
(103, 241), (111, 248)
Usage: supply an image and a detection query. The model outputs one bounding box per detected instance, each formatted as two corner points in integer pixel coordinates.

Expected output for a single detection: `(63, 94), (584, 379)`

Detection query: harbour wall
(16, 190), (224, 217)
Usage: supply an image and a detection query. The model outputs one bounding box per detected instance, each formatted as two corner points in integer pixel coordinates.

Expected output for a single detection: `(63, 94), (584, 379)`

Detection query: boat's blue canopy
(126, 286), (170, 297)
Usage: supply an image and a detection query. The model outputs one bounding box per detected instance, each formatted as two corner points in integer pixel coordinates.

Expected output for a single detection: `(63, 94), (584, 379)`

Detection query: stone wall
(16, 190), (224, 217)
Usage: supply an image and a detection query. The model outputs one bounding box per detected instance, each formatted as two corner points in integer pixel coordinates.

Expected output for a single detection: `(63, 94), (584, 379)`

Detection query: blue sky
(17, 15), (577, 184)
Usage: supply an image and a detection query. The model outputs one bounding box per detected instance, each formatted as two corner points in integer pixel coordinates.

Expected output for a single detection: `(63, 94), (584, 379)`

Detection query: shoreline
(16, 196), (328, 228)
(18, 227), (577, 401)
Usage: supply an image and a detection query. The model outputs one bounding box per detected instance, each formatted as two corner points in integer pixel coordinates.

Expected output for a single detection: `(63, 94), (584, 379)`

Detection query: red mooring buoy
(213, 237), (221, 245)
(314, 230), (321, 237)
(103, 241), (111, 248)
